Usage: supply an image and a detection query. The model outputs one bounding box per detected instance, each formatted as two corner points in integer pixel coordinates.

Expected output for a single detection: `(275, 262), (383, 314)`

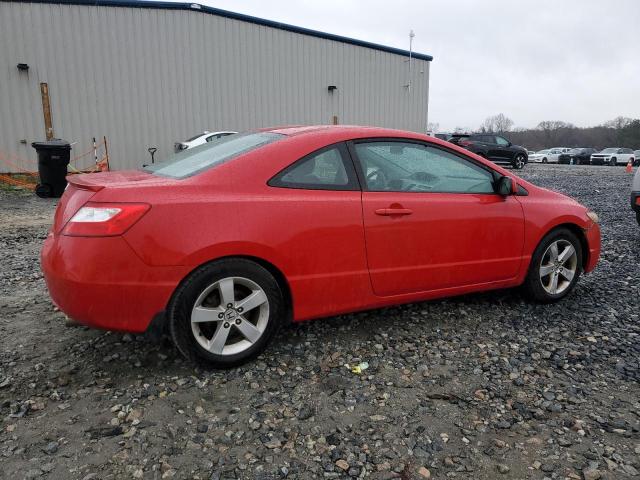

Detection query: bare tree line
(445, 114), (640, 150)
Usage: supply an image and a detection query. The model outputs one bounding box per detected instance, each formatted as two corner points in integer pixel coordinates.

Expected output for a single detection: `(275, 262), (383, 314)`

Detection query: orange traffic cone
(626, 161), (633, 173)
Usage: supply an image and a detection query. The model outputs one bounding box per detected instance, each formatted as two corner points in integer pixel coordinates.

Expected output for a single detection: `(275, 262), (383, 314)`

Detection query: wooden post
(332, 115), (338, 125)
(103, 136), (110, 171)
(40, 83), (54, 140)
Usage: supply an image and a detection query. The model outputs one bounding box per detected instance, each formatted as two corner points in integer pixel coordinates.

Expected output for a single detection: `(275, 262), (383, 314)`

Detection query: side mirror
(496, 176), (515, 196)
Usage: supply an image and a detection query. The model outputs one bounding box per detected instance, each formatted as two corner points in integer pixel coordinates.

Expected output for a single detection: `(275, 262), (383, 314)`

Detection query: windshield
(568, 148), (582, 154)
(185, 132), (207, 142)
(145, 132), (284, 179)
(601, 148), (618, 153)
(536, 149), (550, 154)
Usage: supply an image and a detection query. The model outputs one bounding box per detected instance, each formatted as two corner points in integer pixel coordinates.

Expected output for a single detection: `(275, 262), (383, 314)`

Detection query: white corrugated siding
(0, 2), (430, 171)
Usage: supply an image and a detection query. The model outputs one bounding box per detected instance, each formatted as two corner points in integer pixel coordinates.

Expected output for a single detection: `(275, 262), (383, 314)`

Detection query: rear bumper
(41, 233), (187, 333)
(583, 222), (601, 274)
(632, 192), (640, 212)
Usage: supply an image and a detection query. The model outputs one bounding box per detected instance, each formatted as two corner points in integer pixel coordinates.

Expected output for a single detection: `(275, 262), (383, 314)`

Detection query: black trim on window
(268, 142), (360, 191)
(347, 137), (503, 195)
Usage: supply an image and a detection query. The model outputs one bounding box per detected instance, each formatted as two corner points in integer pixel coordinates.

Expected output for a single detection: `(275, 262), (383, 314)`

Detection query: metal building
(0, 0), (432, 170)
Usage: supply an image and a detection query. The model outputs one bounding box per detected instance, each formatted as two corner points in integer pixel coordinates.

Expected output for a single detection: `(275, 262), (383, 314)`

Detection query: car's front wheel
(636, 212), (640, 226)
(610, 157), (617, 166)
(513, 154), (526, 169)
(168, 259), (285, 367)
(522, 228), (583, 303)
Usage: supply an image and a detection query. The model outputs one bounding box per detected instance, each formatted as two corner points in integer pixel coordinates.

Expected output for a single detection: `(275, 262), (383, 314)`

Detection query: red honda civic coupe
(41, 126), (601, 367)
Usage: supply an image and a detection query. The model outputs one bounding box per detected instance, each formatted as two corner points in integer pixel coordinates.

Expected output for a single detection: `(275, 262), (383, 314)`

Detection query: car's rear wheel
(513, 154), (526, 169)
(168, 259), (284, 368)
(522, 228), (583, 303)
(636, 212), (640, 226)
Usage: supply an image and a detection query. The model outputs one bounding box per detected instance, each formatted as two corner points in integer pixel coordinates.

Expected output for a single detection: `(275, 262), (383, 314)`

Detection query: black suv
(449, 133), (528, 169)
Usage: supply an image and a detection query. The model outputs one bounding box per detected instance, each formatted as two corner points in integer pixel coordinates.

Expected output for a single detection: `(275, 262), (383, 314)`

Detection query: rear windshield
(145, 132), (283, 179)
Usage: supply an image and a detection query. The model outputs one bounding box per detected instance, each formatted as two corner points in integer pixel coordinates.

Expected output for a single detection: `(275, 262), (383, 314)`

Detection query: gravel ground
(1, 164), (639, 480)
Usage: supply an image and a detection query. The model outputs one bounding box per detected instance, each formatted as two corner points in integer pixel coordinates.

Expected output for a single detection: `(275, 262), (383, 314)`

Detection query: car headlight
(586, 211), (599, 223)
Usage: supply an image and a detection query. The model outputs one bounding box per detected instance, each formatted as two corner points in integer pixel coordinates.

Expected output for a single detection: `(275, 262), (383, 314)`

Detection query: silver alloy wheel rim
(191, 276), (269, 356)
(539, 239), (578, 295)
(515, 155), (524, 168)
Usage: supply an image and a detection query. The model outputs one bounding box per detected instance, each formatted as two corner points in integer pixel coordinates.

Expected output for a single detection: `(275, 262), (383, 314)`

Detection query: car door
(493, 136), (514, 162)
(351, 139), (525, 297)
(482, 135), (503, 161)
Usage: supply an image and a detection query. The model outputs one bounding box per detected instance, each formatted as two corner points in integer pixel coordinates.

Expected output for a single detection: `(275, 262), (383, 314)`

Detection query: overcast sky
(181, 0), (639, 131)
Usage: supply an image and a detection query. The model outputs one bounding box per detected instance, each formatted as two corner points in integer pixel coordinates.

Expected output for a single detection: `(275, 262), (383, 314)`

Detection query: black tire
(542, 158), (548, 164)
(513, 154), (526, 169)
(610, 157), (617, 166)
(633, 159), (639, 167)
(522, 228), (583, 303)
(168, 258), (285, 368)
(636, 212), (640, 226)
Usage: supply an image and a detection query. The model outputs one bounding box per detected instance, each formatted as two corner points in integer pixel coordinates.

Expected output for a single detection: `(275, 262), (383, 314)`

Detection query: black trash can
(32, 139), (72, 198)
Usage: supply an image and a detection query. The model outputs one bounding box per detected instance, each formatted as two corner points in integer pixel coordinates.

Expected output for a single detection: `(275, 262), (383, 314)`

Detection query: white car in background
(529, 147), (569, 163)
(174, 130), (237, 152)
(590, 148), (635, 166)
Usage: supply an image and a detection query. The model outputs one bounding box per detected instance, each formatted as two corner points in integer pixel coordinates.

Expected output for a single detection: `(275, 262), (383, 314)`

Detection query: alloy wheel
(190, 276), (269, 355)
(539, 239), (578, 295)
(514, 155), (525, 169)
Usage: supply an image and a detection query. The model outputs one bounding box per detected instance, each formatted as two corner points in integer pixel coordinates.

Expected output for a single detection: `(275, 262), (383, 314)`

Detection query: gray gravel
(1, 164), (639, 480)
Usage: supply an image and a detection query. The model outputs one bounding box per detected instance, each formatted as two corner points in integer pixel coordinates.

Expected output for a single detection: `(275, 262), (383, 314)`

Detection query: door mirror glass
(496, 176), (514, 196)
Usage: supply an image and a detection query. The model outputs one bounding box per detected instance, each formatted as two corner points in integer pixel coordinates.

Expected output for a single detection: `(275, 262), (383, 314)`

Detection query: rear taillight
(62, 202), (150, 237)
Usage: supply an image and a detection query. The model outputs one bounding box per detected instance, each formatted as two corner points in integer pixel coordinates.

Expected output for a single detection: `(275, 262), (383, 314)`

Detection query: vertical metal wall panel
(0, 2), (430, 171)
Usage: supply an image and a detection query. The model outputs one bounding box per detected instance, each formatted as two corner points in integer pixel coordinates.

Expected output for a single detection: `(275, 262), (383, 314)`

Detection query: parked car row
(529, 147), (638, 166)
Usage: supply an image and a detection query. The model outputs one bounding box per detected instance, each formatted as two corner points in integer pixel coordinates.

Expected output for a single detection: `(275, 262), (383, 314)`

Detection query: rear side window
(145, 132), (283, 179)
(269, 144), (358, 190)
